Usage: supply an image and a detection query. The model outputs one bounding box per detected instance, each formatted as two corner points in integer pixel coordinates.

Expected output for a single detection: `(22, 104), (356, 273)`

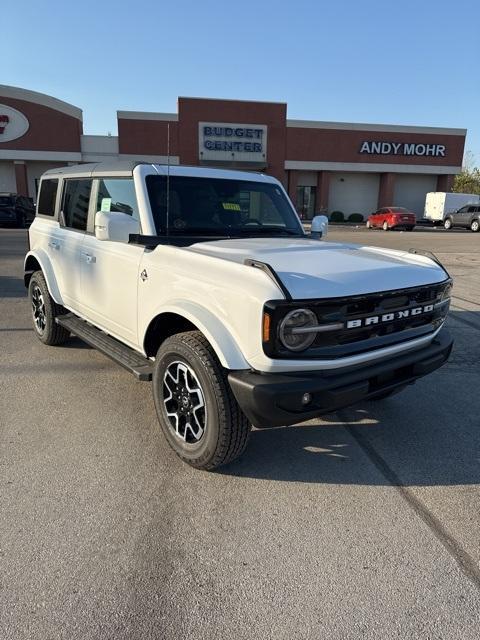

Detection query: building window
(296, 186), (316, 220)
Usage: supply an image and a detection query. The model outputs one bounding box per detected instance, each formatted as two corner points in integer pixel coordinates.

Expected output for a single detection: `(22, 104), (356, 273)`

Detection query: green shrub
(329, 211), (344, 222)
(348, 213), (364, 222)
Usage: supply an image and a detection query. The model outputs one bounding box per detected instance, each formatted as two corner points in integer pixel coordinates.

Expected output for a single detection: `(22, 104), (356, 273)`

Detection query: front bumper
(228, 328), (453, 427)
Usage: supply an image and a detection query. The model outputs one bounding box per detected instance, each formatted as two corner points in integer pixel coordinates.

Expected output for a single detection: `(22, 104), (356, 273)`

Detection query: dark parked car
(444, 205), (480, 232)
(366, 207), (416, 231)
(0, 193), (35, 227)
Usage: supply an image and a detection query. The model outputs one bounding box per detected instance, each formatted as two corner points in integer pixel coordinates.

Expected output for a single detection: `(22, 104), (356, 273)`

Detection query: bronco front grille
(264, 280), (451, 359)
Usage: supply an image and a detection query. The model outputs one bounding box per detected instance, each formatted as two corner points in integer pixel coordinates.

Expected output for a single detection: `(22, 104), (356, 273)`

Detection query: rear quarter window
(37, 179), (59, 216)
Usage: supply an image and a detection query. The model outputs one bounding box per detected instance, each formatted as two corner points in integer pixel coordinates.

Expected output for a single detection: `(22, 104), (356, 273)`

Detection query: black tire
(28, 271), (70, 345)
(444, 217), (452, 230)
(16, 213), (26, 228)
(382, 221), (389, 231)
(406, 226), (414, 231)
(470, 219), (480, 232)
(366, 220), (371, 229)
(152, 331), (250, 470)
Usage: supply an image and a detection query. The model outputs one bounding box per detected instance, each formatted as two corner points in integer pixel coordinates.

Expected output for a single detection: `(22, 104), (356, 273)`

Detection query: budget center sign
(199, 122), (267, 163)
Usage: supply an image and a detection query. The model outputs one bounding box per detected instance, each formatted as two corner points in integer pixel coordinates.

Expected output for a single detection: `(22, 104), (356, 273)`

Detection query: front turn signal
(262, 312), (271, 343)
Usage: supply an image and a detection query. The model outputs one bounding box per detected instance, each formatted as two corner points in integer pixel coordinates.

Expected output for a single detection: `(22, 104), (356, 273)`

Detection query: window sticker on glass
(101, 197), (112, 212)
(222, 202), (241, 211)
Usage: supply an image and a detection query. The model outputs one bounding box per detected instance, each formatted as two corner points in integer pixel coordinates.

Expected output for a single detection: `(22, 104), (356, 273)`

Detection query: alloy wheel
(163, 361), (207, 443)
(471, 220), (479, 232)
(31, 284), (46, 334)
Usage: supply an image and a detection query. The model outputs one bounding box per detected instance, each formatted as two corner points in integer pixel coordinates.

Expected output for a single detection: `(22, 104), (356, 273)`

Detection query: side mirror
(311, 215), (329, 239)
(94, 210), (140, 242)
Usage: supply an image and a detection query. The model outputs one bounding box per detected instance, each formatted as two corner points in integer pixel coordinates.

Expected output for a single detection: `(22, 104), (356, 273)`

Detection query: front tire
(28, 271), (70, 345)
(152, 331), (250, 470)
(382, 221), (389, 231)
(470, 219), (479, 232)
(366, 220), (371, 229)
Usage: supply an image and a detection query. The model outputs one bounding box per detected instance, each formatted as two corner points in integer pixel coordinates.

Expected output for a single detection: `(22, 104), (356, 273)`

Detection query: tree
(452, 167), (480, 195)
(452, 151), (480, 194)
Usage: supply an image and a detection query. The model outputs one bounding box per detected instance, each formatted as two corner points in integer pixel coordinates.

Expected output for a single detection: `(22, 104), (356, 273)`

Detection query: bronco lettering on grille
(346, 304), (434, 329)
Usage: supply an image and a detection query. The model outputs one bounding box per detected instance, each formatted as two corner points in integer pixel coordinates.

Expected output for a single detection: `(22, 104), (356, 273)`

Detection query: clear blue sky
(3, 0), (479, 165)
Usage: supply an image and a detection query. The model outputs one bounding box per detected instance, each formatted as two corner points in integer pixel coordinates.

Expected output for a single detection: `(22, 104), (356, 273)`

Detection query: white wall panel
(328, 172), (380, 217)
(393, 174), (437, 217)
(0, 161), (16, 192)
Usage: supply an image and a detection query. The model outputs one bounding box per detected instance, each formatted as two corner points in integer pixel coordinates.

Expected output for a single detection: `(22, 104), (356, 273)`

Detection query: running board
(56, 313), (153, 381)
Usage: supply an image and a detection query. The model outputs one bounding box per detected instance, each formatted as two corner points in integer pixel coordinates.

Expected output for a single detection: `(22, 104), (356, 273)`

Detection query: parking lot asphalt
(1, 227), (480, 639)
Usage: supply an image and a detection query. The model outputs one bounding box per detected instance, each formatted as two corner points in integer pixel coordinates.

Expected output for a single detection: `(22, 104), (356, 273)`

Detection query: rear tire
(28, 271), (70, 345)
(444, 217), (452, 230)
(470, 219), (479, 232)
(406, 226), (414, 231)
(366, 220), (371, 229)
(152, 331), (251, 470)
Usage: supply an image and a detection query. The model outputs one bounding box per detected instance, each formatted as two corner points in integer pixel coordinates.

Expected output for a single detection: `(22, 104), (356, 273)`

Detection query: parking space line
(341, 412), (480, 594)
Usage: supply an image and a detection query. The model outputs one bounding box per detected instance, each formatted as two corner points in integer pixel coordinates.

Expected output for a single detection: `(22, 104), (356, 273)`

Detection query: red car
(366, 207), (416, 231)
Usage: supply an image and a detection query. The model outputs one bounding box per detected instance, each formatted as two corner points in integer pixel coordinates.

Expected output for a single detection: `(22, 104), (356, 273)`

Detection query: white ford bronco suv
(25, 162), (453, 469)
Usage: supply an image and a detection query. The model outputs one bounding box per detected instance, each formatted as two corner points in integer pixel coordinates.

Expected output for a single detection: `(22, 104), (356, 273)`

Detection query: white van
(424, 192), (480, 223)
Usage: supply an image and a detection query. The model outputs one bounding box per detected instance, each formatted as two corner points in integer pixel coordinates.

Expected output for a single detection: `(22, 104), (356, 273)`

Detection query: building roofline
(286, 119), (466, 136)
(0, 85), (82, 120)
(178, 96), (287, 106)
(117, 111), (178, 121)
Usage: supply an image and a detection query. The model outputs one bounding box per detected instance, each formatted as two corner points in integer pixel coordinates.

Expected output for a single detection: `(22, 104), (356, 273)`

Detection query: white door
(328, 172), (380, 217)
(49, 178), (93, 309)
(79, 177), (144, 347)
(393, 174), (437, 218)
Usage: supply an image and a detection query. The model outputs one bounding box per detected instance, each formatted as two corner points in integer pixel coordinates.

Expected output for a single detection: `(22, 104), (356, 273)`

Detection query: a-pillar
(288, 170), (299, 209)
(14, 161), (29, 196)
(378, 172), (396, 208)
(437, 174), (453, 192)
(316, 171), (330, 213)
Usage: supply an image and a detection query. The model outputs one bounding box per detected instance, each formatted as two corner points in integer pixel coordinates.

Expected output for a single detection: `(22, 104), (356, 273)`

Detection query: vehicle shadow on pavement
(60, 335), (93, 350)
(220, 401), (480, 487)
(0, 276), (26, 297)
(222, 311), (480, 486)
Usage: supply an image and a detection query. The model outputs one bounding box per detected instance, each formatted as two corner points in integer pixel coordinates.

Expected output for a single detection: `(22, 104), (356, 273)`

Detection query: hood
(186, 237), (447, 298)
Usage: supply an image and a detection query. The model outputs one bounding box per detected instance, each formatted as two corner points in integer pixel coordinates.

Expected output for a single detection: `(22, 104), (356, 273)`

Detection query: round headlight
(279, 308), (318, 352)
(440, 282), (452, 301)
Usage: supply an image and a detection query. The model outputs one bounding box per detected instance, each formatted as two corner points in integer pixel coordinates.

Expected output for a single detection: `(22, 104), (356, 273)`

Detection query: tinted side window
(62, 180), (92, 231)
(96, 178), (139, 221)
(37, 179), (58, 216)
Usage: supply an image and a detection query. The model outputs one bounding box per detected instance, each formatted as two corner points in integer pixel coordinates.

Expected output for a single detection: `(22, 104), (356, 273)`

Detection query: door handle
(48, 240), (60, 250)
(82, 252), (96, 264)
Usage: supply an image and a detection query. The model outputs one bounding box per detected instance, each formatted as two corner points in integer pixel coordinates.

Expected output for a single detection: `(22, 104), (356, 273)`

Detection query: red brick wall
(286, 127), (465, 167)
(178, 98), (287, 184)
(0, 96), (82, 151)
(118, 119), (178, 156)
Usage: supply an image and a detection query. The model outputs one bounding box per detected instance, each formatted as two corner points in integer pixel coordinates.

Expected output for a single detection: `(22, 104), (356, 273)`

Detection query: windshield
(146, 175), (304, 237)
(0, 196), (13, 206)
